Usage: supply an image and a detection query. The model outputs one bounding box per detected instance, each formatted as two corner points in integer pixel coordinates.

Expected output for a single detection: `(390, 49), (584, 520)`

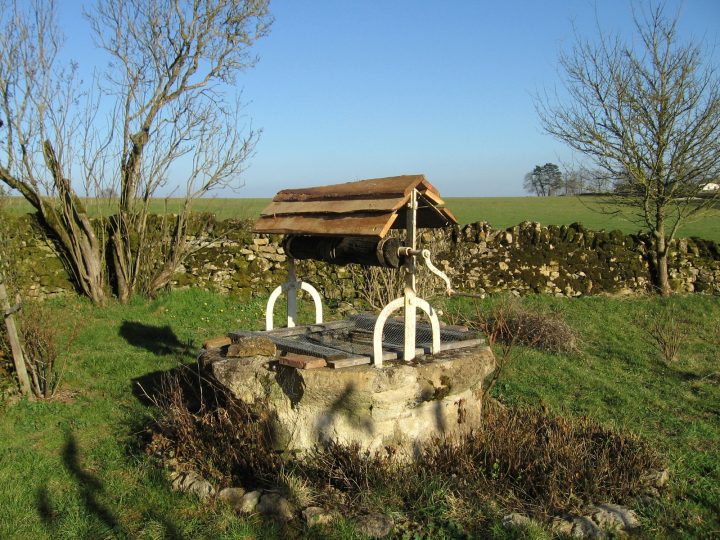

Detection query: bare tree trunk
(36, 204), (106, 305)
(0, 276), (32, 398)
(145, 216), (187, 297)
(654, 220), (671, 296)
(657, 250), (670, 297)
(0, 166), (107, 306)
(111, 233), (132, 304)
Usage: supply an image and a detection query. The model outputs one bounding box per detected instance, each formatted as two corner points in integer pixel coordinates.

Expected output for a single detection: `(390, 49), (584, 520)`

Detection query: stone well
(204, 345), (495, 457)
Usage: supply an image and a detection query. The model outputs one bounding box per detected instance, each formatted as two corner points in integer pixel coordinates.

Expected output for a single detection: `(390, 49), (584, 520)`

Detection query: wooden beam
(260, 197), (406, 216)
(417, 338), (487, 354)
(273, 175), (427, 202)
(253, 212), (398, 238)
(327, 356), (372, 369)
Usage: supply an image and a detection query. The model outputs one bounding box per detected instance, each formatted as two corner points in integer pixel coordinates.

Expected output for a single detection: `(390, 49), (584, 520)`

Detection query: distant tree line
(523, 163), (610, 196)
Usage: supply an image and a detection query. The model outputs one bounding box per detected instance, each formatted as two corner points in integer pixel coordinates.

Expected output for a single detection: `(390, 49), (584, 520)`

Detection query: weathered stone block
(227, 336), (276, 358)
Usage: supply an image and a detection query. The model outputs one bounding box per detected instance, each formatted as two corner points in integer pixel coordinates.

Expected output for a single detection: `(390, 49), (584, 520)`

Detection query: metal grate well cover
(230, 313), (483, 364)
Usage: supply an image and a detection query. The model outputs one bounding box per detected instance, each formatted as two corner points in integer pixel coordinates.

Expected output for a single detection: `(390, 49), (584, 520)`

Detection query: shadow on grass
(120, 321), (189, 356)
(36, 487), (58, 527)
(62, 432), (124, 533)
(36, 431), (185, 539)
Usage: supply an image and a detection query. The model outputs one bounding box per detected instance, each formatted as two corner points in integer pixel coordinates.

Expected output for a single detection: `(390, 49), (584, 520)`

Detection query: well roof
(253, 174), (457, 237)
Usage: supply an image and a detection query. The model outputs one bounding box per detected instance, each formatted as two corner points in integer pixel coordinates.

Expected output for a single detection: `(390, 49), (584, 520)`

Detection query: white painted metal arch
(372, 296), (441, 368)
(265, 281), (323, 331)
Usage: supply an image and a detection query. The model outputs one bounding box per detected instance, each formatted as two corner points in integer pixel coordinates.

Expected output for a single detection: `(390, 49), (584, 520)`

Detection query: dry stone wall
(5, 214), (720, 301)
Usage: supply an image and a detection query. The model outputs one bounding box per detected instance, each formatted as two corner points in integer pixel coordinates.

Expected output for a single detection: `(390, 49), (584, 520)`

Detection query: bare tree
(537, 4), (720, 295)
(89, 0), (270, 301)
(0, 0), (270, 304)
(0, 0), (108, 304)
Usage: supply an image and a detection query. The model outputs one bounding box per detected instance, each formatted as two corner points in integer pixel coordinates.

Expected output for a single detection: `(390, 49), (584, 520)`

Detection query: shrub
(643, 303), (683, 363)
(453, 295), (579, 354)
(143, 365), (282, 487)
(17, 301), (76, 399)
(419, 402), (664, 515)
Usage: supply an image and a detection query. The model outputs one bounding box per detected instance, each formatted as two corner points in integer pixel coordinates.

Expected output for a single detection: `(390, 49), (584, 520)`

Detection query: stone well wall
(203, 343), (496, 456)
(5, 214), (720, 301)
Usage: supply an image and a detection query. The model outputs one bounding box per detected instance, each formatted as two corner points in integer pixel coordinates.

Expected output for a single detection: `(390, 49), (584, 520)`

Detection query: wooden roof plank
(274, 175), (429, 202)
(253, 212), (398, 237)
(418, 188), (445, 207)
(417, 178), (440, 196)
(260, 196), (406, 217)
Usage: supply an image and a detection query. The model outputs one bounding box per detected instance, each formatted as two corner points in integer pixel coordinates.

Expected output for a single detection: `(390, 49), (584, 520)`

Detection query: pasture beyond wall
(5, 214), (720, 301)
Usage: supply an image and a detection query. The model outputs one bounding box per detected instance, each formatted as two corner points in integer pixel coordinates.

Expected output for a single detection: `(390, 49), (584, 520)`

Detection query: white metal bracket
(265, 257), (323, 331)
(372, 296), (441, 367)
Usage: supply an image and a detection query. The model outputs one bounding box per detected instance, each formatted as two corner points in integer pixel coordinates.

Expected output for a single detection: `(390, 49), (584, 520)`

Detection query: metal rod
(286, 257), (297, 328)
(403, 189), (418, 361)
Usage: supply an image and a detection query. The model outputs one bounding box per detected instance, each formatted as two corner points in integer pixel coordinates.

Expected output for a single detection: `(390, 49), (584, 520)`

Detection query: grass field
(1, 290), (718, 538)
(5, 195), (720, 242)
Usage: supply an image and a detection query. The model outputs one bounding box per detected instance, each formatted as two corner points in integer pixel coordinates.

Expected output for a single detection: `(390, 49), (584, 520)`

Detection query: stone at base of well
(207, 345), (495, 458)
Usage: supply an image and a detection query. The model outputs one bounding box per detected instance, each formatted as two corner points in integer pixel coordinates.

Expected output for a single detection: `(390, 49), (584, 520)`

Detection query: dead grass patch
(420, 401), (663, 515)
(143, 365), (282, 488)
(451, 295), (580, 354)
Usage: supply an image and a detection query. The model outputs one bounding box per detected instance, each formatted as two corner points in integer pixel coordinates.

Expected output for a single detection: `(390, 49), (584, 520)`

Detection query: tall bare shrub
(643, 303), (683, 363)
(18, 302), (77, 399)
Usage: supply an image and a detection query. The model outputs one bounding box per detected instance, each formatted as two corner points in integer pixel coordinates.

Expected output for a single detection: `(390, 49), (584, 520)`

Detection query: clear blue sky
(58, 0), (720, 197)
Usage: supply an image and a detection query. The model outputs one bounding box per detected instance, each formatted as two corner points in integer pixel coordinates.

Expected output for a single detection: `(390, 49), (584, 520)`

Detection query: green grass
(6, 195), (720, 241)
(0, 290), (282, 539)
(474, 294), (720, 538)
(1, 290), (719, 538)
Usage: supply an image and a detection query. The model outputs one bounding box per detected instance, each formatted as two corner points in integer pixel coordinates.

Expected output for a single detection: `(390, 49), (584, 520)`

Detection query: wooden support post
(0, 276), (32, 397)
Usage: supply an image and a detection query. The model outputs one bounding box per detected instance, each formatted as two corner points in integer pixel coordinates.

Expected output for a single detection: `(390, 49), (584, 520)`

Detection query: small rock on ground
(256, 492), (295, 521)
(649, 468), (670, 488)
(302, 506), (333, 527)
(502, 513), (532, 529)
(571, 516), (603, 539)
(590, 503), (640, 531)
(218, 487), (246, 510)
(356, 513), (394, 538)
(169, 470), (214, 500)
(550, 517), (574, 536)
(237, 490), (262, 514)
